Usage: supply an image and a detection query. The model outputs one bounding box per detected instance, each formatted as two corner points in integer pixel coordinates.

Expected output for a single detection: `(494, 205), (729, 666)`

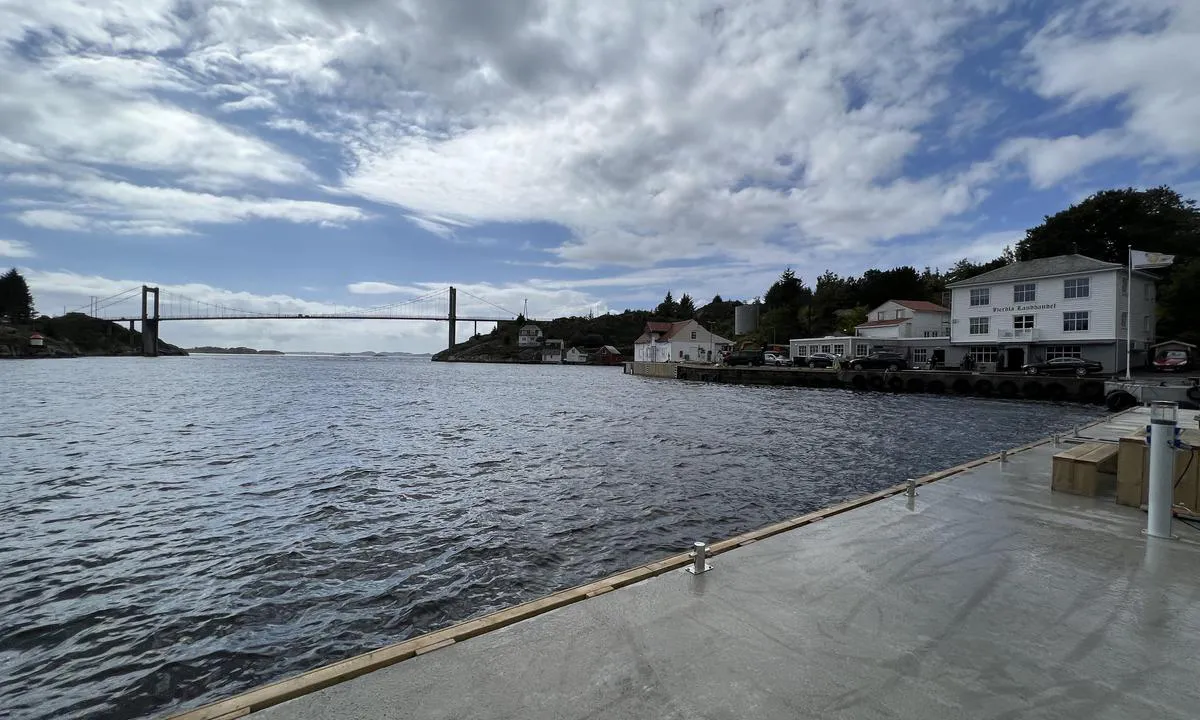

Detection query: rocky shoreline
(1, 315), (188, 359)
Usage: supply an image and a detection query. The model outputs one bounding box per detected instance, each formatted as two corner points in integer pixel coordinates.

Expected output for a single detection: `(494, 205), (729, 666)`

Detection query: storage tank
(734, 304), (759, 335)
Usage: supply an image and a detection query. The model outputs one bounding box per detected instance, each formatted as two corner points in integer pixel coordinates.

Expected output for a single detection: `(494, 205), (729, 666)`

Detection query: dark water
(1, 356), (1103, 719)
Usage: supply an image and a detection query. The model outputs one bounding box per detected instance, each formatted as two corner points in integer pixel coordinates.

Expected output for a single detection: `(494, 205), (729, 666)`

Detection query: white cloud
(7, 176), (369, 234)
(13, 209), (91, 231)
(347, 281), (409, 295)
(1002, 0), (1200, 184)
(0, 238), (35, 258)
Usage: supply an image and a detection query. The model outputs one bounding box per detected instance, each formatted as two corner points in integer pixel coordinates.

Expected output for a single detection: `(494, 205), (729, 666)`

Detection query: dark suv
(725, 350), (765, 366)
(848, 352), (908, 371)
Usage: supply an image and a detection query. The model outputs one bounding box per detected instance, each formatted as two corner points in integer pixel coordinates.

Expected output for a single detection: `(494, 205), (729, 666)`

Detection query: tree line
(651, 186), (1200, 346)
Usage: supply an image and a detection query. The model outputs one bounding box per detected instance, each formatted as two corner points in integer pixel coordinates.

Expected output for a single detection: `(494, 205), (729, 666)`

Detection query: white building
(855, 300), (949, 339)
(564, 346), (589, 364)
(518, 324), (543, 347)
(947, 254), (1157, 372)
(542, 338), (563, 363)
(633, 320), (732, 363)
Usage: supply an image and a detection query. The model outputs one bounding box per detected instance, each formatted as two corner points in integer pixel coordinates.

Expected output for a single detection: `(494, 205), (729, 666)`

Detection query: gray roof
(946, 254), (1124, 287)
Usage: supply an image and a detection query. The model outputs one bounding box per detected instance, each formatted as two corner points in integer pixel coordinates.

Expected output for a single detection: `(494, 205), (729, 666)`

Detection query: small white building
(856, 300), (949, 339)
(518, 324), (543, 347)
(565, 347), (589, 364)
(633, 320), (732, 363)
(947, 254), (1157, 372)
(542, 338), (563, 363)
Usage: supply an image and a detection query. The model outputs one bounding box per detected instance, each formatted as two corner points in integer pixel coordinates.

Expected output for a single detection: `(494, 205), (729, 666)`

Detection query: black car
(799, 352), (839, 368)
(725, 350), (764, 366)
(1023, 357), (1103, 376)
(848, 352), (908, 371)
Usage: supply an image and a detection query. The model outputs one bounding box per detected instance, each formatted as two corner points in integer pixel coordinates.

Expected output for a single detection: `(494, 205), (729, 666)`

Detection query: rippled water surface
(1, 356), (1104, 719)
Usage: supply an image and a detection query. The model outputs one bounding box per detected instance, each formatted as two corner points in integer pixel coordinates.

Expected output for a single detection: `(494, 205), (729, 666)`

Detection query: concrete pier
(172, 408), (1200, 720)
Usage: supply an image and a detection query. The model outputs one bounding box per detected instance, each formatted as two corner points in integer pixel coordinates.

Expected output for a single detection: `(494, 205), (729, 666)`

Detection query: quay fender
(998, 380), (1019, 398)
(1105, 390), (1137, 411)
(867, 375), (885, 390)
(905, 378), (925, 393)
(974, 379), (994, 396)
(1045, 383), (1067, 401)
(1022, 381), (1043, 399)
(926, 379), (946, 394)
(951, 377), (973, 394)
(886, 375), (903, 391)
(851, 374), (868, 390)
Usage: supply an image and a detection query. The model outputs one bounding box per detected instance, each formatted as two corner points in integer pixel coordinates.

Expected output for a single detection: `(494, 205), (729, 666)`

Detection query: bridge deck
(180, 407), (1200, 720)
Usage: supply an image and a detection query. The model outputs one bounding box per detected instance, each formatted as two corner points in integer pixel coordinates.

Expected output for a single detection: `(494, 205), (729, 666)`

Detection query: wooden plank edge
(166, 427), (1080, 720)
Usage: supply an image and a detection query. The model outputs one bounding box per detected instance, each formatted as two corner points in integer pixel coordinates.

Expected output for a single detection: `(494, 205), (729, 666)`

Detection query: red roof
(636, 320), (700, 344)
(893, 300), (949, 313)
(29, 332), (44, 339)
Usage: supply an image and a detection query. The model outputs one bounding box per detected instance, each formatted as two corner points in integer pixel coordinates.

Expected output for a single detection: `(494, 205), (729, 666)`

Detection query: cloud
(0, 238), (35, 258)
(347, 281), (409, 295)
(1001, 0), (1200, 184)
(7, 176), (369, 235)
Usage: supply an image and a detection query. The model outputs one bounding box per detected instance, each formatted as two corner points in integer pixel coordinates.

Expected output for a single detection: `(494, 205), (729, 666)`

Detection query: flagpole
(1125, 245), (1132, 380)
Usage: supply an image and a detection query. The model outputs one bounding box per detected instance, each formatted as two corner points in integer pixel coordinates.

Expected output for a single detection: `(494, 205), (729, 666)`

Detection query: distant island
(187, 346), (285, 355)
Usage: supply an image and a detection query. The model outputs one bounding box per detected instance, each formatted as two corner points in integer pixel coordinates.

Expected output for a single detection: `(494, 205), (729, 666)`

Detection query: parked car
(801, 352), (839, 368)
(848, 352), (908, 371)
(725, 349), (764, 366)
(1153, 350), (1192, 372)
(1022, 357), (1103, 376)
(763, 352), (789, 366)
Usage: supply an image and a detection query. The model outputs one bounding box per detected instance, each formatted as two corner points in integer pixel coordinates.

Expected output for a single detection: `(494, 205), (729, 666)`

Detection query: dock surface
(233, 409), (1200, 719)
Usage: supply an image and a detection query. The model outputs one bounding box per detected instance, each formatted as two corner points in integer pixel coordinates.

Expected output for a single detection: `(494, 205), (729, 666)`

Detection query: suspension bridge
(75, 286), (530, 356)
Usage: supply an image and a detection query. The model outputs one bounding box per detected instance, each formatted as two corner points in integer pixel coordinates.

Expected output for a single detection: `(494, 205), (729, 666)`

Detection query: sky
(2, 0), (1199, 353)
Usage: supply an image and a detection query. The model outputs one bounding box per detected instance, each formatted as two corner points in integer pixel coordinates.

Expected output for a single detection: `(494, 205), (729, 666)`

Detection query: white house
(518, 324), (543, 347)
(856, 300), (949, 339)
(542, 338), (563, 363)
(633, 320), (732, 363)
(947, 254), (1157, 372)
(565, 346), (589, 364)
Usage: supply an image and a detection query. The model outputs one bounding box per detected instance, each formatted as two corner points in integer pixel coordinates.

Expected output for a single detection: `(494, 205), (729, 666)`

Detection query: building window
(968, 346), (999, 362)
(1121, 312), (1127, 329)
(1144, 315), (1150, 332)
(1144, 283), (1152, 301)
(969, 288), (989, 306)
(912, 348), (928, 363)
(855, 344), (868, 357)
(833, 343), (845, 355)
(969, 317), (989, 335)
(1063, 278), (1090, 298)
(810, 345), (819, 355)
(1121, 276), (1128, 295)
(1013, 283), (1036, 303)
(923, 330), (942, 337)
(894, 310), (904, 319)
(1063, 311), (1089, 332)
(1013, 314), (1034, 330)
(1046, 345), (1082, 360)
(691, 331), (696, 339)
(821, 344), (831, 353)
(679, 350), (684, 359)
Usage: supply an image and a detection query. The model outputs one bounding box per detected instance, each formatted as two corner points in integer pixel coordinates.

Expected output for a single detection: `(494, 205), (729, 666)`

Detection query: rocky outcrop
(1, 315), (188, 358)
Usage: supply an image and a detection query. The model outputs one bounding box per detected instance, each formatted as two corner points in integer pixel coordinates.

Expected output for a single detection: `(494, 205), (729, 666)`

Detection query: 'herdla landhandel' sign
(992, 303), (1057, 313)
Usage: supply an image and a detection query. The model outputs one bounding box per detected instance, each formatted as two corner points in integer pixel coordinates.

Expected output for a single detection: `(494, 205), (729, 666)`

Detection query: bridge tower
(141, 285), (160, 357)
(447, 286), (457, 350)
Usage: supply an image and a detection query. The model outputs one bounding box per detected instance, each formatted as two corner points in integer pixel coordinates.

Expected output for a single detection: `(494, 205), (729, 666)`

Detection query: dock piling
(1000, 449), (1008, 464)
(906, 478), (918, 498)
(687, 541), (712, 574)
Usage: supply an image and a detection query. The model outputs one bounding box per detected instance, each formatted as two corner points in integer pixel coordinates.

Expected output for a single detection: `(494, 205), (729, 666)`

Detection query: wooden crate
(1115, 428), (1200, 510)
(1052, 442), (1119, 497)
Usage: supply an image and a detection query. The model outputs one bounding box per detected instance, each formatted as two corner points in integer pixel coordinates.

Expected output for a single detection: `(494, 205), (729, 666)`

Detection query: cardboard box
(1052, 442), (1119, 497)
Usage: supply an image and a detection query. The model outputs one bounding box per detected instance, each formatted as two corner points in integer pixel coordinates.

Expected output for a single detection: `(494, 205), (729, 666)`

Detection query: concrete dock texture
(176, 408), (1200, 720)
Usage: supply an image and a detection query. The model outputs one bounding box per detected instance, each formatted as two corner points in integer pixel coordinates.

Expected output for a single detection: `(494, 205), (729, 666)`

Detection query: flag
(1130, 249), (1175, 268)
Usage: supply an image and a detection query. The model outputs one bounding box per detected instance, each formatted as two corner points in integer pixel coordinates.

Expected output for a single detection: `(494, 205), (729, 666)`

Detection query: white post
(1126, 246), (1133, 380)
(1146, 401), (1178, 539)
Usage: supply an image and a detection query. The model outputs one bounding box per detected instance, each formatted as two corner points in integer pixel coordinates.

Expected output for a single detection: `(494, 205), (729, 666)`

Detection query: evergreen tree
(677, 293), (696, 318)
(655, 290), (679, 319)
(0, 268), (35, 323)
